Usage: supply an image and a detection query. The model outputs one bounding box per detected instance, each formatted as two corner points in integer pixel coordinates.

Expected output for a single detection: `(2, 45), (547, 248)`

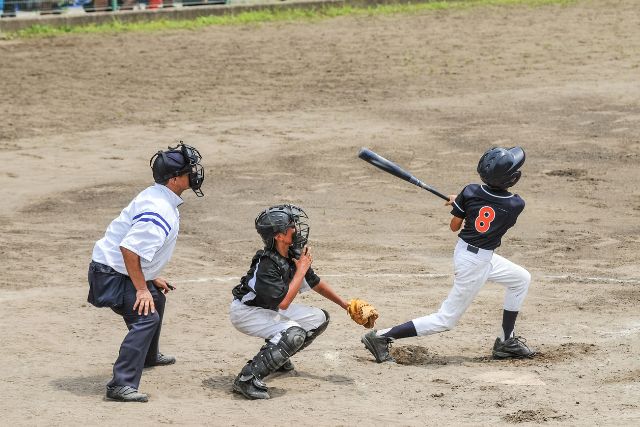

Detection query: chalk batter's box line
(179, 273), (640, 285)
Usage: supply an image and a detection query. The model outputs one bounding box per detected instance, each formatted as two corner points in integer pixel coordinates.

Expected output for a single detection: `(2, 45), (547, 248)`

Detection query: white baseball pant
(412, 238), (531, 336)
(230, 300), (326, 345)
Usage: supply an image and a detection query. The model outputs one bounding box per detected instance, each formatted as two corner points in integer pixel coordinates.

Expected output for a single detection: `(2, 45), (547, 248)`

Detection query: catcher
(230, 204), (377, 400)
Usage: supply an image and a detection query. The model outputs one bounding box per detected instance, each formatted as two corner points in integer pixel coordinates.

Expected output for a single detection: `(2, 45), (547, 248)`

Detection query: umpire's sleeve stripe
(135, 218), (169, 236)
(132, 212), (172, 231)
(453, 201), (464, 213)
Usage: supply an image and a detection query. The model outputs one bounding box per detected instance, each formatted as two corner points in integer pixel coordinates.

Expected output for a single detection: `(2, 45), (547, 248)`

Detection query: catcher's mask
(255, 204), (309, 257)
(477, 146), (525, 190)
(150, 141), (205, 197)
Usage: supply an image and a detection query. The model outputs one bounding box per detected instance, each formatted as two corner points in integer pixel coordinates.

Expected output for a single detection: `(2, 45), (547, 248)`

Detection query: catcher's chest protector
(260, 249), (294, 283)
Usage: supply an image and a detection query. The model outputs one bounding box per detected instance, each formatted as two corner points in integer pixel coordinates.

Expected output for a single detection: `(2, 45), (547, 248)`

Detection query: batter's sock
(501, 310), (519, 341)
(378, 321), (417, 340)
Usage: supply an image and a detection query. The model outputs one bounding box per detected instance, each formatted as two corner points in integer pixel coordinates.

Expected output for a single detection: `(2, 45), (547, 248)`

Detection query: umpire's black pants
(107, 279), (166, 390)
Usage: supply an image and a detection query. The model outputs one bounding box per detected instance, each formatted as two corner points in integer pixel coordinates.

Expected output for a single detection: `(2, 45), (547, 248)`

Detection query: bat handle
(417, 181), (450, 201)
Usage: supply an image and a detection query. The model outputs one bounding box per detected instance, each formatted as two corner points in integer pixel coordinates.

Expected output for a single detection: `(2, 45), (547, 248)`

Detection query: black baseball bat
(358, 147), (450, 201)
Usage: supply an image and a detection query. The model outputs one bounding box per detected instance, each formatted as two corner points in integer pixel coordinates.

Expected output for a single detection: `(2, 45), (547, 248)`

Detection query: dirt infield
(1, 0), (639, 424)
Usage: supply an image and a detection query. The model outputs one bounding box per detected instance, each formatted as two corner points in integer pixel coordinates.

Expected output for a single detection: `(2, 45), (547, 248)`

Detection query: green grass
(9, 0), (578, 38)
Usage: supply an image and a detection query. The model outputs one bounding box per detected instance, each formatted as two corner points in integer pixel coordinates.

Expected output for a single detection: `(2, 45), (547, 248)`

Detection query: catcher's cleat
(106, 385), (148, 403)
(492, 336), (536, 359)
(361, 330), (395, 363)
(276, 359), (295, 372)
(232, 374), (270, 400)
(144, 353), (176, 368)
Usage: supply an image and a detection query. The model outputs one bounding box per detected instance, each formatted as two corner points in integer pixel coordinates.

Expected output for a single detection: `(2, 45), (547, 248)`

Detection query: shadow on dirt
(202, 374), (289, 399)
(202, 370), (353, 399)
(51, 375), (106, 396)
(292, 371), (354, 385)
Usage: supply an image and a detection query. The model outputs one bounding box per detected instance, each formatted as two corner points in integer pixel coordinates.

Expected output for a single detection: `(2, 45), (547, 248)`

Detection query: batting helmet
(150, 141), (205, 197)
(255, 204), (309, 255)
(477, 146), (525, 189)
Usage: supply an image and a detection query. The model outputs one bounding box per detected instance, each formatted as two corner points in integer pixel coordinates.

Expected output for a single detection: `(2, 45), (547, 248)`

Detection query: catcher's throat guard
(150, 141), (205, 197)
(255, 204), (309, 256)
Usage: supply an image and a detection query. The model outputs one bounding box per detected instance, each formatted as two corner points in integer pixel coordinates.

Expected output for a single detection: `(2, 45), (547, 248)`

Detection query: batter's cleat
(361, 330), (395, 363)
(492, 336), (536, 359)
(106, 385), (149, 403)
(233, 374), (270, 400)
(144, 353), (176, 367)
(277, 359), (295, 372)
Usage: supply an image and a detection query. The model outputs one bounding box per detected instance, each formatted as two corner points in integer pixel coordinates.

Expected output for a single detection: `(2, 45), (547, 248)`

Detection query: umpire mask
(255, 204), (310, 257)
(150, 141), (205, 197)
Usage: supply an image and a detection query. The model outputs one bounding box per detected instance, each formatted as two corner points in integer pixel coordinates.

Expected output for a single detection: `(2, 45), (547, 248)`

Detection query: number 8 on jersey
(475, 206), (495, 233)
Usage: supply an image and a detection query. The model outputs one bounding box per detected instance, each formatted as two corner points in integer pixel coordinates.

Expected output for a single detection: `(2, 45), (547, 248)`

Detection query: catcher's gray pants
(107, 280), (165, 389)
(412, 238), (531, 336)
(229, 300), (326, 345)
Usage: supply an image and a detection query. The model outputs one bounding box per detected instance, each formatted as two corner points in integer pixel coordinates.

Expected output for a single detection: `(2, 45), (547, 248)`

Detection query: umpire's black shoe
(492, 336), (536, 359)
(106, 385), (148, 403)
(361, 330), (395, 363)
(232, 374), (270, 400)
(144, 353), (176, 368)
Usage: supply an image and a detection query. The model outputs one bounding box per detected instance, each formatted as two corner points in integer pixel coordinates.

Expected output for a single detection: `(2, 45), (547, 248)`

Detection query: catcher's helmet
(255, 204), (309, 255)
(477, 146), (525, 189)
(150, 141), (205, 197)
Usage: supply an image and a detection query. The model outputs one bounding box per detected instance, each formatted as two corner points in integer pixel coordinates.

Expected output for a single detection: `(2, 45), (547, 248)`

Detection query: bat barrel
(359, 147), (449, 202)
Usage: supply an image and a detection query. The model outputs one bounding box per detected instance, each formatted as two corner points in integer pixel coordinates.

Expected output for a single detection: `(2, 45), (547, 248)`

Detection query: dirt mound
(503, 408), (569, 423)
(390, 345), (448, 366)
(534, 342), (597, 364)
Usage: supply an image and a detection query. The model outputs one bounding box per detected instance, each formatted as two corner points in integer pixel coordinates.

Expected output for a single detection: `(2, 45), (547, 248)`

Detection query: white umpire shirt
(92, 183), (183, 280)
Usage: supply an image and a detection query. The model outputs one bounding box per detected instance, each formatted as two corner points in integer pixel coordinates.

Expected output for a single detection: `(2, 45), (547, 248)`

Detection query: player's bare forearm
(312, 280), (349, 310)
(120, 247), (149, 291)
(450, 216), (463, 232)
(278, 270), (306, 310)
(120, 246), (155, 315)
(280, 246), (313, 310)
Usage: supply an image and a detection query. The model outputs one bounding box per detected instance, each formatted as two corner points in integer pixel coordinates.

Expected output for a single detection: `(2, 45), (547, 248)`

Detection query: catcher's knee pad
(299, 309), (330, 351)
(279, 326), (307, 356)
(242, 326), (306, 380)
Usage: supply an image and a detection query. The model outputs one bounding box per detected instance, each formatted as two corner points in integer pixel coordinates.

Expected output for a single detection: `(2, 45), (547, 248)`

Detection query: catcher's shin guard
(242, 326), (307, 380)
(261, 340), (296, 374)
(299, 309), (330, 351)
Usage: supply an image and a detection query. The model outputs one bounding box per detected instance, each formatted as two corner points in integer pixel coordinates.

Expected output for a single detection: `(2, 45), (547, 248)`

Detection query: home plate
(322, 351), (342, 367)
(472, 371), (546, 386)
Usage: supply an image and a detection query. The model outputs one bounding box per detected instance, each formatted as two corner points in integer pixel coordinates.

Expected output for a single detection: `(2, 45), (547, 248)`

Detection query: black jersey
(450, 184), (525, 250)
(232, 249), (321, 311)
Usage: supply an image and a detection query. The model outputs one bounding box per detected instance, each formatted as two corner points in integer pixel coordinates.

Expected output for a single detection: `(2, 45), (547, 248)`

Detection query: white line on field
(600, 326), (640, 337)
(543, 275), (640, 284)
(177, 273), (640, 284)
(179, 273), (450, 283)
(0, 273), (638, 302)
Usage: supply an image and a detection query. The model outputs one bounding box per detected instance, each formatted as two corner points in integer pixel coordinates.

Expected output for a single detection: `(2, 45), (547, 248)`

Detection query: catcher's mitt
(347, 299), (378, 329)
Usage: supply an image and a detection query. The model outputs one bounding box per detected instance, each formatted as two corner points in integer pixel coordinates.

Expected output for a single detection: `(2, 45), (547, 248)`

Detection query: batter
(362, 146), (535, 362)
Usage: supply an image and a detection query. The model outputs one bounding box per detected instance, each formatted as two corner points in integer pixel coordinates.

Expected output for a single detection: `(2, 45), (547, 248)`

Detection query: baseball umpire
(87, 142), (205, 402)
(362, 146), (535, 363)
(230, 204), (378, 400)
